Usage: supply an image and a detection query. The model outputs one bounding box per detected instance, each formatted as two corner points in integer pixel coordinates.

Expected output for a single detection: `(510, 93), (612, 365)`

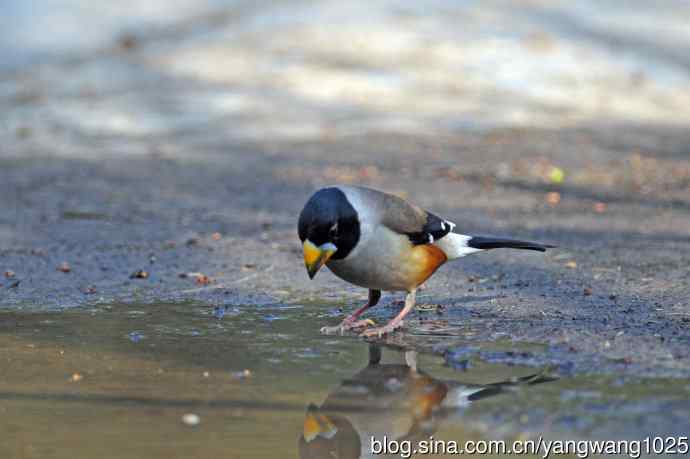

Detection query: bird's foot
(320, 318), (376, 335)
(359, 320), (404, 338)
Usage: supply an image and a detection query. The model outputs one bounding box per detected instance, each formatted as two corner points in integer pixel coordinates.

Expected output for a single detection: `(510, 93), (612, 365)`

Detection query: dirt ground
(2, 123), (689, 377)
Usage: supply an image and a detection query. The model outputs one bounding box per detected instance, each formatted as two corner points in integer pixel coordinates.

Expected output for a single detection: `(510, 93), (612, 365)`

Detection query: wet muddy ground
(2, 0), (690, 457)
(3, 127), (689, 378)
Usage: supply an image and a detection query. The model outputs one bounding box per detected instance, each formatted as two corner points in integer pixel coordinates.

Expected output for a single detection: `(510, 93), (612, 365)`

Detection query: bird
(298, 185), (555, 337)
(298, 344), (554, 459)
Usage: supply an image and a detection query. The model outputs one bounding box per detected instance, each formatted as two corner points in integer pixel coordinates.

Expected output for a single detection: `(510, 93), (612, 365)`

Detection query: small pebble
(213, 306), (226, 319)
(128, 331), (145, 343)
(231, 369), (252, 380)
(263, 314), (280, 322)
(69, 373), (83, 382)
(118, 34), (139, 51)
(57, 262), (71, 273)
(593, 202), (607, 213)
(130, 270), (149, 279)
(195, 274), (211, 285)
(546, 191), (561, 206)
(182, 413), (200, 426)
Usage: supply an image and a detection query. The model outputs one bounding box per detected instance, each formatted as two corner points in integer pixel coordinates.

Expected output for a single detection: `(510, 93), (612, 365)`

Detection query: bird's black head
(298, 187), (360, 278)
(298, 408), (361, 459)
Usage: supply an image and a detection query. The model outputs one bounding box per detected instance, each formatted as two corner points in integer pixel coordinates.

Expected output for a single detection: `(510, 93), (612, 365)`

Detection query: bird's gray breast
(326, 225), (411, 291)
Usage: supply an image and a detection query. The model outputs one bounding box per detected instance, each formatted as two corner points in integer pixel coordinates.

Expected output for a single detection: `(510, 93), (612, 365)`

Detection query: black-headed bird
(298, 185), (554, 337)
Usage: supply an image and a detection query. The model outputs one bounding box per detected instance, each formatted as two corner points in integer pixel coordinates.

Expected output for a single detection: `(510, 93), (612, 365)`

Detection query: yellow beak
(303, 240), (337, 279)
(303, 404), (338, 442)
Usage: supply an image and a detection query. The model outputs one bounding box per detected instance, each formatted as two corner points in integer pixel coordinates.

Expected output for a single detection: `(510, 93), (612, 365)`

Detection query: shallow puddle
(0, 302), (688, 458)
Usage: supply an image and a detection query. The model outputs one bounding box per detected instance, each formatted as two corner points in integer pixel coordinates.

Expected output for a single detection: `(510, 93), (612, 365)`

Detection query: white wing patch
(434, 233), (483, 260)
(443, 385), (485, 408)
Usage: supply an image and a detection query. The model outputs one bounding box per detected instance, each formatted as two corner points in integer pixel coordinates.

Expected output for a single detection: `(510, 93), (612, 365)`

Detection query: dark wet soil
(3, 125), (689, 379)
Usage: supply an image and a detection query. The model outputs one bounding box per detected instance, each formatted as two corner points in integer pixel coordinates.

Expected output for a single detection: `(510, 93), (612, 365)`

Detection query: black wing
(353, 186), (456, 246)
(404, 211), (455, 245)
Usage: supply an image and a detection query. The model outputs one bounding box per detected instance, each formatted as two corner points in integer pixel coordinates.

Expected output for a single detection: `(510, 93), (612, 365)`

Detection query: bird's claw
(359, 320), (404, 338)
(320, 319), (375, 335)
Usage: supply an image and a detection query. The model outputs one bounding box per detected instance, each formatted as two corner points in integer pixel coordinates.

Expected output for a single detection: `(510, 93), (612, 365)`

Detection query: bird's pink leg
(320, 289), (381, 334)
(361, 289), (416, 338)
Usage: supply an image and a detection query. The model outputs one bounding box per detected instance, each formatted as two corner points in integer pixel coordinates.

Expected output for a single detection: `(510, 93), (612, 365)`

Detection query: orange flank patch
(408, 244), (447, 289)
(410, 375), (449, 421)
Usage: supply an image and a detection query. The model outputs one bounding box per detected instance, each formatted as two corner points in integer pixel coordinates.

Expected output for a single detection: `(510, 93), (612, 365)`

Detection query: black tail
(467, 371), (558, 402)
(467, 236), (556, 252)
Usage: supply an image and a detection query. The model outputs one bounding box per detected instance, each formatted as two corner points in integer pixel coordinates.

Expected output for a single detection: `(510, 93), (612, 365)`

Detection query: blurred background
(4, 0), (690, 139)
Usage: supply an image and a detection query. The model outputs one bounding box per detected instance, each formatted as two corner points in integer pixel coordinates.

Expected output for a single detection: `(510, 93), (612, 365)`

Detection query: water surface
(1, 302), (688, 458)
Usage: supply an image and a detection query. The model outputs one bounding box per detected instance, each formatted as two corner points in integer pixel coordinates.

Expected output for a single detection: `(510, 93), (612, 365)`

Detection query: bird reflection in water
(298, 344), (554, 459)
